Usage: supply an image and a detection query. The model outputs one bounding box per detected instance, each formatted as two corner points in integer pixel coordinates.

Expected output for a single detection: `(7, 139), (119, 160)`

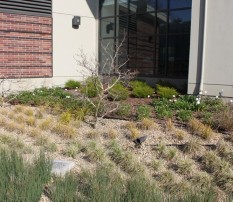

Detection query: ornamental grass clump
(64, 79), (81, 89)
(138, 118), (157, 130)
(108, 82), (129, 101)
(0, 150), (51, 202)
(188, 118), (213, 139)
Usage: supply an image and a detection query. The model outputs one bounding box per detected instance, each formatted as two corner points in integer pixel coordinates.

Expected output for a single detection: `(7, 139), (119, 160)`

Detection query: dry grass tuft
(176, 159), (194, 175)
(35, 135), (49, 146)
(51, 123), (76, 139)
(138, 118), (157, 130)
(183, 138), (202, 154)
(24, 108), (34, 116)
(14, 105), (24, 113)
(39, 118), (53, 131)
(188, 118), (213, 139)
(86, 130), (100, 139)
(173, 129), (186, 140)
(59, 112), (72, 124)
(107, 128), (118, 139)
(25, 117), (36, 126)
(165, 118), (175, 133)
(125, 121), (137, 130)
(15, 114), (26, 124)
(27, 128), (42, 137)
(129, 127), (140, 140)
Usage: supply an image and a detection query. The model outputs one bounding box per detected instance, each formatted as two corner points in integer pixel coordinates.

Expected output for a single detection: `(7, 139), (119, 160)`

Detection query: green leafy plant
(109, 83), (129, 101)
(64, 79), (81, 89)
(116, 104), (132, 117)
(136, 105), (151, 120)
(81, 77), (102, 98)
(156, 84), (179, 99)
(177, 110), (193, 122)
(156, 105), (173, 119)
(130, 80), (154, 98)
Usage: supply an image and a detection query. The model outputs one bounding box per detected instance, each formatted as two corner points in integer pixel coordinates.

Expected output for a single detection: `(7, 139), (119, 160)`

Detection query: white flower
(216, 96), (219, 99)
(196, 98), (199, 101)
(40, 90), (43, 93)
(174, 99), (177, 102)
(147, 95), (150, 98)
(75, 89), (78, 92)
(65, 89), (67, 91)
(199, 91), (203, 95)
(196, 100), (200, 105)
(172, 95), (176, 98)
(169, 99), (172, 102)
(230, 100), (233, 103)
(66, 96), (70, 98)
(32, 93), (35, 96)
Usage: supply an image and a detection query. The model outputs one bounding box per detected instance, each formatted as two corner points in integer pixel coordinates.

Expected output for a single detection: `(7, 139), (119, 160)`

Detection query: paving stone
(51, 160), (75, 176)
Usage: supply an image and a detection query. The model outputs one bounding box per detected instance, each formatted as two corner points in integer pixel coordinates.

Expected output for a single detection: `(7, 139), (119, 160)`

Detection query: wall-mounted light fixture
(72, 16), (81, 29)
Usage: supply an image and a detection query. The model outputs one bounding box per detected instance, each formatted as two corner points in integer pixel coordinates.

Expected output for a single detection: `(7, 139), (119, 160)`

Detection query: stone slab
(51, 160), (75, 176)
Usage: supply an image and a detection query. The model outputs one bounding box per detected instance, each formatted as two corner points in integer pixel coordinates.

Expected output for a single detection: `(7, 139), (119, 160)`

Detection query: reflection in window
(100, 0), (192, 79)
(170, 0), (192, 9)
(169, 10), (191, 33)
(100, 0), (114, 18)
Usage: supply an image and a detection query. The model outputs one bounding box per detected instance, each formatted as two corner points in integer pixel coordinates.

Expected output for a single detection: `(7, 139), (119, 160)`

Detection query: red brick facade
(0, 12), (52, 78)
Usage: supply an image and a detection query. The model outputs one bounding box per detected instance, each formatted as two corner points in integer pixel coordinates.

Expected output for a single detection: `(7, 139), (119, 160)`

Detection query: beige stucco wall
(52, 0), (99, 86)
(188, 0), (233, 98)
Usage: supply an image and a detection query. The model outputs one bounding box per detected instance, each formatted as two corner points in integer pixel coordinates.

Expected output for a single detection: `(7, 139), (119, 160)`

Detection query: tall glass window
(99, 0), (192, 78)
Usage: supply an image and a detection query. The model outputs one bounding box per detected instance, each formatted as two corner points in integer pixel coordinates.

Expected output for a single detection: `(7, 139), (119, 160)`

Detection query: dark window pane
(100, 0), (115, 17)
(167, 34), (190, 77)
(170, 0), (192, 9)
(129, 0), (156, 14)
(169, 10), (191, 33)
(157, 12), (167, 35)
(100, 18), (115, 38)
(155, 35), (167, 76)
(157, 0), (167, 10)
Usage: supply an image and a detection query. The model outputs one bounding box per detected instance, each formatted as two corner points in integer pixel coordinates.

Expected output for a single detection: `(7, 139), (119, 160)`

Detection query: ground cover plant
(2, 81), (233, 201)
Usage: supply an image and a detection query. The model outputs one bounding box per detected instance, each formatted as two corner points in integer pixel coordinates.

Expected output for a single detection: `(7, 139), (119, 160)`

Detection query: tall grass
(0, 149), (51, 201)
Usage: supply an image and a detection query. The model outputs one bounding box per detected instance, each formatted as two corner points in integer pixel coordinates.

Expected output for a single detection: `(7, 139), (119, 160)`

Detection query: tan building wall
(188, 0), (233, 98)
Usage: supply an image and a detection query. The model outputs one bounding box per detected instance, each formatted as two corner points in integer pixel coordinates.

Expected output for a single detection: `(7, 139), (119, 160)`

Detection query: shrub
(116, 104), (132, 117)
(81, 77), (102, 98)
(156, 84), (179, 99)
(64, 79), (81, 89)
(156, 106), (173, 119)
(136, 105), (151, 120)
(177, 110), (193, 122)
(108, 83), (129, 101)
(130, 80), (154, 98)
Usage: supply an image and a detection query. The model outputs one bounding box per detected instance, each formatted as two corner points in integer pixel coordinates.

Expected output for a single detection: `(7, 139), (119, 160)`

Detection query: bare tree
(74, 35), (137, 128)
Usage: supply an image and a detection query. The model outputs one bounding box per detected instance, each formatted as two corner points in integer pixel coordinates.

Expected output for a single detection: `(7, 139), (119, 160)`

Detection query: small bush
(177, 110), (193, 122)
(81, 77), (102, 98)
(116, 104), (132, 117)
(136, 105), (151, 120)
(109, 83), (129, 101)
(130, 80), (154, 98)
(64, 79), (81, 89)
(156, 84), (179, 99)
(156, 105), (173, 119)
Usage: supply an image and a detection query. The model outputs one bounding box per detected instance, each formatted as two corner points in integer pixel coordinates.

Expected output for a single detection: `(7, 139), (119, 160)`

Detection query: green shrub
(0, 150), (51, 201)
(136, 105), (151, 120)
(109, 83), (129, 101)
(177, 110), (193, 122)
(156, 106), (173, 119)
(156, 84), (179, 99)
(81, 77), (102, 98)
(116, 104), (132, 117)
(64, 80), (81, 89)
(130, 80), (154, 98)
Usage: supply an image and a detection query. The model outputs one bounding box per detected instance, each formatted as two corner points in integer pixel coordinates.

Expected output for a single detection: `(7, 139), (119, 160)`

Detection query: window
(99, 0), (192, 78)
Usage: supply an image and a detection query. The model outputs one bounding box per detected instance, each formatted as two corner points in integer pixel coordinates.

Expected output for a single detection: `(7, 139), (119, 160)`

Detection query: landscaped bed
(0, 80), (233, 201)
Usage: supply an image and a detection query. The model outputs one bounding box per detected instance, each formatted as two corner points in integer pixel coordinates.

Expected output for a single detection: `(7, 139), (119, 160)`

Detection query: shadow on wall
(86, 0), (99, 19)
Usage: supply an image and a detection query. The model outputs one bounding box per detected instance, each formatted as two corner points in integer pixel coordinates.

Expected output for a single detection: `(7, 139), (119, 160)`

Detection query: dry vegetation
(0, 105), (232, 200)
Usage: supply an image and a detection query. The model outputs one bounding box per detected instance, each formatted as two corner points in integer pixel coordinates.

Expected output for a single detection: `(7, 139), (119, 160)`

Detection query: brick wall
(0, 12), (52, 78)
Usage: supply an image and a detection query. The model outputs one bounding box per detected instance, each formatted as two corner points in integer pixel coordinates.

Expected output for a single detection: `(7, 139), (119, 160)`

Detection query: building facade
(0, 0), (233, 98)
